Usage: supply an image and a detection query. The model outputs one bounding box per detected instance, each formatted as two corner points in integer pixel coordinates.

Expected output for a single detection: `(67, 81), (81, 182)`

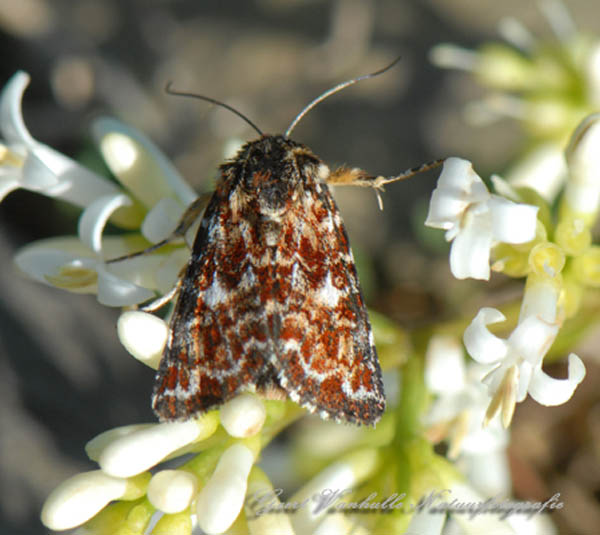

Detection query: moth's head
(222, 134), (328, 185)
(219, 134), (329, 215)
(236, 134), (300, 170)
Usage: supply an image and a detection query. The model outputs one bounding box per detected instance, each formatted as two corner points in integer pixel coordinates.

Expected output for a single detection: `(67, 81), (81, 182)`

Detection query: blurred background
(0, 0), (599, 533)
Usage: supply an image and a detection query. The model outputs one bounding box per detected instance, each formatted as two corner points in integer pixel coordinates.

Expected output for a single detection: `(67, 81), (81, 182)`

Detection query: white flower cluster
(430, 0), (600, 202)
(1, 71), (196, 307)
(0, 70), (275, 534)
(425, 155), (586, 430)
(41, 403), (265, 533)
(1, 53), (593, 534)
(425, 158), (539, 280)
(40, 313), (269, 533)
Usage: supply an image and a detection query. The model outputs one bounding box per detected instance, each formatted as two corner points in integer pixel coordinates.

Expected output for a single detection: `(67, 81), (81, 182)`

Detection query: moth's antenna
(284, 56), (401, 138)
(165, 82), (263, 136)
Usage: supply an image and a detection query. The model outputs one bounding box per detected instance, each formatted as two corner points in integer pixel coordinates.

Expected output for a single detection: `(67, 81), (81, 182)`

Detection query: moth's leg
(326, 159), (444, 209)
(140, 277), (184, 312)
(171, 192), (213, 239)
(106, 192), (212, 264)
(326, 159), (445, 189)
(326, 159), (444, 210)
(135, 259), (190, 312)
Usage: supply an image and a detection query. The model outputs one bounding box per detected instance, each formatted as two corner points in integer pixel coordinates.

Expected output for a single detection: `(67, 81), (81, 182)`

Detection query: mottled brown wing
(152, 188), (280, 421)
(272, 182), (385, 425)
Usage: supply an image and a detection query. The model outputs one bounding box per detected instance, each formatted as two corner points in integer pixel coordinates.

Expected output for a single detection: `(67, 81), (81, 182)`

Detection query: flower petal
(507, 315), (558, 367)
(528, 353), (586, 406)
(291, 449), (378, 535)
(78, 193), (133, 253)
(425, 335), (466, 395)
(519, 272), (560, 323)
(0, 71), (35, 147)
(141, 197), (186, 244)
(449, 210), (493, 280)
(425, 157), (489, 229)
(245, 468), (296, 535)
(147, 470), (199, 514)
(490, 173), (520, 202)
(463, 308), (509, 364)
(425, 189), (468, 230)
(196, 444), (254, 535)
(565, 113), (600, 216)
(92, 117), (197, 208)
(153, 248), (190, 295)
(488, 195), (538, 244)
(515, 360), (533, 403)
(95, 264), (155, 306)
(314, 514), (369, 535)
(101, 237), (174, 291)
(460, 405), (509, 455)
(561, 113), (600, 227)
(15, 235), (169, 303)
(461, 449), (511, 500)
(14, 243), (98, 292)
(99, 421), (207, 478)
(40, 470), (128, 530)
(589, 43), (600, 108)
(503, 143), (567, 202)
(33, 143), (121, 208)
(436, 158), (489, 199)
(0, 176), (19, 201)
(219, 394), (266, 438)
(117, 310), (168, 369)
(20, 149), (61, 190)
(429, 43), (479, 71)
(0, 72), (122, 207)
(405, 506), (446, 535)
(85, 424), (156, 462)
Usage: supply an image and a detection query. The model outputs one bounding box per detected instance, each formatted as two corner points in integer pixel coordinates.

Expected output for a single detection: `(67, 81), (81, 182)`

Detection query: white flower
(41, 470), (134, 530)
(195, 444), (255, 535)
(429, 2), (600, 204)
(424, 335), (511, 496)
(0, 71), (119, 204)
(443, 482), (558, 535)
(563, 112), (600, 223)
(425, 157), (539, 280)
(85, 423), (156, 461)
(97, 416), (218, 477)
(14, 235), (158, 306)
(405, 505), (446, 535)
(503, 143), (567, 203)
(0, 71), (201, 307)
(424, 336), (508, 455)
(245, 468), (296, 535)
(117, 310), (169, 369)
(219, 393), (267, 438)
(290, 449), (379, 535)
(463, 277), (586, 427)
(92, 117), (197, 215)
(147, 470), (199, 514)
(407, 481), (557, 535)
(313, 514), (370, 535)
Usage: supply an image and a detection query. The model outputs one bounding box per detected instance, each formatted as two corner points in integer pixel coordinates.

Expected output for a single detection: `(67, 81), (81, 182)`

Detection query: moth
(138, 61), (441, 426)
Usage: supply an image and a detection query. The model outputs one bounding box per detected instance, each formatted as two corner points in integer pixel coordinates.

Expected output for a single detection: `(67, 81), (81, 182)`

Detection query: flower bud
(219, 394), (266, 438)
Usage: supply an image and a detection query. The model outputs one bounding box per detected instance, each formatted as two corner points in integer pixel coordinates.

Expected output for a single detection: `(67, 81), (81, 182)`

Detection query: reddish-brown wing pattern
(152, 135), (385, 425)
